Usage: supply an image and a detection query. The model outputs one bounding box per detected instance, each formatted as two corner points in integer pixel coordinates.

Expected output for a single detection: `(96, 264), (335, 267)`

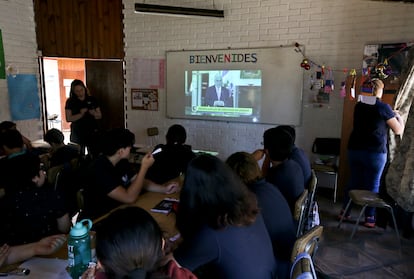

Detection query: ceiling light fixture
(134, 3), (224, 18)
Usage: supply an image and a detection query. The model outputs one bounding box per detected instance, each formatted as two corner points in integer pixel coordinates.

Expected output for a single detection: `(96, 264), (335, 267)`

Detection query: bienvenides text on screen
(189, 52), (258, 64)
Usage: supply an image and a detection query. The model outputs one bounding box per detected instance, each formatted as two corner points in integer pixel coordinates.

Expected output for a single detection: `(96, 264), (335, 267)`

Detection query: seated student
(0, 129), (27, 159)
(0, 129), (31, 191)
(0, 153), (71, 245)
(44, 128), (79, 168)
(81, 206), (197, 279)
(262, 127), (305, 213)
(0, 235), (66, 268)
(252, 125), (311, 189)
(277, 125), (312, 188)
(44, 128), (83, 217)
(81, 128), (178, 220)
(145, 124), (195, 185)
(0, 121), (33, 156)
(226, 151), (296, 279)
(174, 154), (277, 279)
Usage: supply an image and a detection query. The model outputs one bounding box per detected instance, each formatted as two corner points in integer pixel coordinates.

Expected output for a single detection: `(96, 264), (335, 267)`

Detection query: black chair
(311, 138), (340, 203)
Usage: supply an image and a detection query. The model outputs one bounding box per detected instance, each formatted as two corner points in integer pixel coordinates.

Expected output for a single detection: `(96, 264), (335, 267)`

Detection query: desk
(48, 189), (181, 259)
(93, 190), (180, 240)
(1, 182), (181, 278)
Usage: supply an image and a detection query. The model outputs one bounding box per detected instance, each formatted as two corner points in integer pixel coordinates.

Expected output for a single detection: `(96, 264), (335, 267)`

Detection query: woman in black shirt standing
(65, 79), (102, 157)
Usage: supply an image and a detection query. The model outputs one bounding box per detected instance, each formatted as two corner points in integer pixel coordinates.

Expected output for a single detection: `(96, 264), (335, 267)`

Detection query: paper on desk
(8, 257), (71, 279)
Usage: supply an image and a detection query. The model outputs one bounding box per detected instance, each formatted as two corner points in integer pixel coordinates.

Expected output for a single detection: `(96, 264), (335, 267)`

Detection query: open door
(40, 58), (124, 143)
(86, 60), (125, 132)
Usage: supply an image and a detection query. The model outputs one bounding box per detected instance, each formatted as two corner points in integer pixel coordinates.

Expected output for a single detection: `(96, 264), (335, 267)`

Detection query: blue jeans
(342, 149), (387, 218)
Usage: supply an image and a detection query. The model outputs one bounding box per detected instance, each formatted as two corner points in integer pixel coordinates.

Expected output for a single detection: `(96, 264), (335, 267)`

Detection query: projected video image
(184, 70), (262, 120)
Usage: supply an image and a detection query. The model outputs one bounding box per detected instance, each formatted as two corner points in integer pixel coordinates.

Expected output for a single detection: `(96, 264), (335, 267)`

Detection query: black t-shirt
(1, 184), (67, 245)
(266, 159), (305, 213)
(49, 145), (79, 168)
(65, 95), (100, 144)
(174, 214), (277, 279)
(145, 144), (195, 184)
(249, 179), (296, 261)
(82, 157), (135, 220)
(348, 99), (395, 153)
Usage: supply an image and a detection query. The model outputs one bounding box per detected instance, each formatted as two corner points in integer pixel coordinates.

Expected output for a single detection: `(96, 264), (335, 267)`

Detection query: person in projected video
(205, 73), (233, 107)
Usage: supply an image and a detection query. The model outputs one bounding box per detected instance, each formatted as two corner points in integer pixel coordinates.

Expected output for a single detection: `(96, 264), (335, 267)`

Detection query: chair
(290, 225), (324, 279)
(304, 170), (318, 232)
(47, 158), (80, 191)
(48, 158), (83, 217)
(146, 127), (159, 148)
(76, 188), (85, 212)
(311, 138), (340, 203)
(337, 190), (400, 247)
(47, 164), (65, 190)
(294, 189), (309, 237)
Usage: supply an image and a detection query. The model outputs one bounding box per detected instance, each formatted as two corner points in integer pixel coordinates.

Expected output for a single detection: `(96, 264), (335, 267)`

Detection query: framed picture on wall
(131, 88), (159, 111)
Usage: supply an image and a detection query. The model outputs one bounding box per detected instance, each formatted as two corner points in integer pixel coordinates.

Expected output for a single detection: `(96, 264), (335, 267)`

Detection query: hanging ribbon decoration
(293, 42), (412, 78)
(340, 68), (348, 98)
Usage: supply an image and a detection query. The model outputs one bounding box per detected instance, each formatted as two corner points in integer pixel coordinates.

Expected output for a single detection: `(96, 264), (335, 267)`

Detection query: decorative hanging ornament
(300, 58), (311, 70)
(374, 63), (389, 79)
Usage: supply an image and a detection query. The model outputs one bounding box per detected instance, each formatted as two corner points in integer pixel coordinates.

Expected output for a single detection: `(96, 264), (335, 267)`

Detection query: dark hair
(95, 206), (164, 279)
(0, 121), (16, 132)
(165, 124), (187, 145)
(7, 153), (41, 191)
(101, 128), (135, 156)
(44, 128), (64, 144)
(278, 125), (296, 143)
(263, 127), (294, 161)
(176, 154), (258, 239)
(0, 129), (24, 149)
(69, 79), (88, 99)
(226, 152), (262, 185)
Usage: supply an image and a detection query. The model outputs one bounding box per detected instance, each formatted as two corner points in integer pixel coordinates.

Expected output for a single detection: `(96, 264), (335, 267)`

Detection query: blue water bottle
(68, 219), (92, 278)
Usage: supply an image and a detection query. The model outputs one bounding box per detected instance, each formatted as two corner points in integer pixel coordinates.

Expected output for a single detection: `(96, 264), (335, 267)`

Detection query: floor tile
(313, 190), (414, 279)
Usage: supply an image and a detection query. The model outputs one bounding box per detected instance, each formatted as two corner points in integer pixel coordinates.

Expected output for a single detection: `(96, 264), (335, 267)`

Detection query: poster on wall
(131, 88), (159, 111)
(131, 58), (165, 89)
(0, 30), (6, 79)
(7, 74), (40, 120)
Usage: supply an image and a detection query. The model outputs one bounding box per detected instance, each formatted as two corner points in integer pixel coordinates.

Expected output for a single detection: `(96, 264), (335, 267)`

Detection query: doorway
(41, 57), (125, 143)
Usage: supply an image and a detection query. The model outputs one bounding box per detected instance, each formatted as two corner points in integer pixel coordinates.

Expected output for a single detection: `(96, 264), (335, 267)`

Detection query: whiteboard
(166, 46), (304, 125)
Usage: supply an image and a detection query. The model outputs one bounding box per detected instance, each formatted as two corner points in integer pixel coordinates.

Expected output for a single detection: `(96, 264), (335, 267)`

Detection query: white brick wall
(123, 0), (414, 159)
(1, 0), (414, 159)
(0, 0), (42, 140)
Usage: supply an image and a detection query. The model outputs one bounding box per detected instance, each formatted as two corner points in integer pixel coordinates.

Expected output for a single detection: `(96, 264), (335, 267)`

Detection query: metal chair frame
(337, 190), (401, 250)
(294, 189), (309, 237)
